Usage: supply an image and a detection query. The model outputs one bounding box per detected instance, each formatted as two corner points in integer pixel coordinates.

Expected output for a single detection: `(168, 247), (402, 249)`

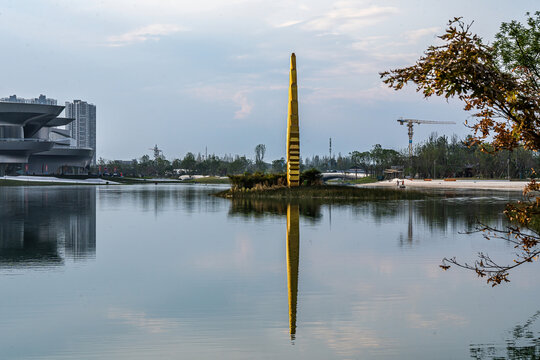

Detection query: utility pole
(329, 137), (332, 169)
(329, 138), (332, 159)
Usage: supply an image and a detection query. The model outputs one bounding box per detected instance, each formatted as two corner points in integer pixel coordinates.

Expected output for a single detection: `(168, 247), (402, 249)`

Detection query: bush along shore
(216, 171), (430, 201)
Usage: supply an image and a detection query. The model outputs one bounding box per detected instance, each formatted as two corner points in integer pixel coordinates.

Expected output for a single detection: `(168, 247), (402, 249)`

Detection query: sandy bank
(357, 179), (529, 192)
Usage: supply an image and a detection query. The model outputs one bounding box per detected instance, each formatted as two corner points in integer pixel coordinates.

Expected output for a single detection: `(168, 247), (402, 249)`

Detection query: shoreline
(0, 175), (531, 192)
(0, 175), (230, 186)
(356, 179), (529, 192)
(0, 175), (120, 185)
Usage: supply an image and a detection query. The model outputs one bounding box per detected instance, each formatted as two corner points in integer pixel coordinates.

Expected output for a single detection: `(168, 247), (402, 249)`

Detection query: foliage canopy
(380, 15), (540, 154)
(381, 14), (540, 285)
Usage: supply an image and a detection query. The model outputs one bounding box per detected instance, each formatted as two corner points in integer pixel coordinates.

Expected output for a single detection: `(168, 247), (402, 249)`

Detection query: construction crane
(397, 118), (456, 157)
(149, 144), (163, 160)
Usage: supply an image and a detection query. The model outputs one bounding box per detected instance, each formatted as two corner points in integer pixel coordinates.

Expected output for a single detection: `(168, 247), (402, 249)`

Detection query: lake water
(0, 184), (538, 359)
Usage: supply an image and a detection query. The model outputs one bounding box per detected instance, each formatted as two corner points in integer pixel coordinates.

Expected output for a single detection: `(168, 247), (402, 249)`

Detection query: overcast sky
(0, 0), (536, 161)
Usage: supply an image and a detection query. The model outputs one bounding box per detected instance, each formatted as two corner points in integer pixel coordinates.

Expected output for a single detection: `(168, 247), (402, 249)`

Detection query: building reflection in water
(286, 204), (300, 341)
(0, 187), (96, 267)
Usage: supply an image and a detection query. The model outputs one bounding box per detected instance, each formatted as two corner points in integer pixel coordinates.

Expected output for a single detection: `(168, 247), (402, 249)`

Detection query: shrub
(228, 172), (286, 189)
(301, 168), (322, 186)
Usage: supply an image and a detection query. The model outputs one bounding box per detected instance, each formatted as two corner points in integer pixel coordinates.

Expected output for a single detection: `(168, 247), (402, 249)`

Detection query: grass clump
(228, 169), (323, 190)
(181, 177), (230, 184)
(214, 185), (429, 201)
(219, 170), (427, 201)
(228, 172), (287, 189)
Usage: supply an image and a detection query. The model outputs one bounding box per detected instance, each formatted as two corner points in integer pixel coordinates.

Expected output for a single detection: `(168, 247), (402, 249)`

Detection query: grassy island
(215, 171), (430, 201)
(214, 185), (429, 201)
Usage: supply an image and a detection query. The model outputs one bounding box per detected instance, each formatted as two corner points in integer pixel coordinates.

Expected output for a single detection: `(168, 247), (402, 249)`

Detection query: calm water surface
(0, 185), (538, 359)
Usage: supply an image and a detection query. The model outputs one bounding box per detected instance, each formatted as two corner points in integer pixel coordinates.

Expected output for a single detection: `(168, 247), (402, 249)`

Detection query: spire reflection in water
(227, 198), (318, 341)
(287, 203), (300, 341)
(0, 186), (96, 268)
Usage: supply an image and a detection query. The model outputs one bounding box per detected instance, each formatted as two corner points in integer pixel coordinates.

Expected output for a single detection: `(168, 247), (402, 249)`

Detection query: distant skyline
(0, 0), (536, 161)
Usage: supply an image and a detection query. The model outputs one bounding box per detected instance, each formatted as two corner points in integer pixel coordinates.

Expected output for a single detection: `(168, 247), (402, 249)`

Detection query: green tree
(350, 151), (372, 176)
(271, 158), (286, 173)
(254, 144), (266, 171)
(381, 16), (540, 153)
(229, 156), (251, 174)
(181, 152), (196, 174)
(494, 11), (540, 83)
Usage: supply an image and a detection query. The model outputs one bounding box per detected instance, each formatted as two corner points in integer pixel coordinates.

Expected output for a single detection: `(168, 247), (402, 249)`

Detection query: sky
(0, 0), (536, 162)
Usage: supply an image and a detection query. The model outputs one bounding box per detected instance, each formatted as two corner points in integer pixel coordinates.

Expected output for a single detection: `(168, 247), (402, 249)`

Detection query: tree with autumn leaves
(380, 12), (540, 285)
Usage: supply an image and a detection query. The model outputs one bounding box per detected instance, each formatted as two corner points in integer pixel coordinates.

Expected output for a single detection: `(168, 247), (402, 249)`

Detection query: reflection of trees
(98, 185), (226, 215)
(350, 194), (514, 235)
(227, 198), (322, 222)
(0, 187), (96, 267)
(470, 311), (540, 359)
(413, 195), (511, 232)
(229, 193), (516, 247)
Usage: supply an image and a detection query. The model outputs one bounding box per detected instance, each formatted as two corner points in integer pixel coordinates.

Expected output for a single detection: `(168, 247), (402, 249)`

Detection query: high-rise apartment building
(65, 100), (96, 165)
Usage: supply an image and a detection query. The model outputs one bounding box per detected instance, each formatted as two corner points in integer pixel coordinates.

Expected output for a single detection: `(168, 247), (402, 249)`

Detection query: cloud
(106, 24), (186, 47)
(304, 83), (397, 103)
(351, 36), (390, 51)
(371, 52), (421, 63)
(309, 324), (397, 357)
(315, 61), (381, 76)
(108, 308), (179, 333)
(302, 5), (398, 35)
(233, 91), (253, 119)
(407, 312), (468, 329)
(275, 20), (303, 28)
(187, 85), (254, 120)
(404, 27), (440, 42)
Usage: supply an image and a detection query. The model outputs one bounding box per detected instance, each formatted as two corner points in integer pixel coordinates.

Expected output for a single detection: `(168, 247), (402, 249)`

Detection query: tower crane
(149, 144), (163, 160)
(397, 118), (456, 157)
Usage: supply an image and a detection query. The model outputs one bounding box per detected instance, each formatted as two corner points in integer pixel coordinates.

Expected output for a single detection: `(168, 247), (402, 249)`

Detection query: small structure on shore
(286, 53), (300, 187)
(384, 167), (404, 179)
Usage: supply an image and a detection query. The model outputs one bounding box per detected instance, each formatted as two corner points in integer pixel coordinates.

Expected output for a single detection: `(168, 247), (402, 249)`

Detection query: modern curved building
(0, 101), (94, 176)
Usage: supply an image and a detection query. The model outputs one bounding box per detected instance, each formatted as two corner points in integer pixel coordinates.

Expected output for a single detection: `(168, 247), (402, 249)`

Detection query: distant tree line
(95, 135), (538, 179)
(351, 134), (538, 179)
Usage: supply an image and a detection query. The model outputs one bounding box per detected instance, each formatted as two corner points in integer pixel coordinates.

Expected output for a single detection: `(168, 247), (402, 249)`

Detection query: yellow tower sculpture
(286, 53), (300, 187)
(286, 203), (300, 340)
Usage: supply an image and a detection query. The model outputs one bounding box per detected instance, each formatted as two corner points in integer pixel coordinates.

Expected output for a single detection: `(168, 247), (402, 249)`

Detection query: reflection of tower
(286, 53), (300, 187)
(407, 201), (413, 244)
(399, 201), (414, 246)
(286, 204), (300, 340)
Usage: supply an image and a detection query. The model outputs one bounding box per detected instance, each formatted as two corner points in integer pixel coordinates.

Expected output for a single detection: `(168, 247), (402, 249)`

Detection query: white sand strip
(2, 175), (119, 185)
(357, 179), (529, 192)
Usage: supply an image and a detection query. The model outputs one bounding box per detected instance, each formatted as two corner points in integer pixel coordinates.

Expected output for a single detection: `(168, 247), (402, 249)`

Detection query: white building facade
(65, 100), (96, 165)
